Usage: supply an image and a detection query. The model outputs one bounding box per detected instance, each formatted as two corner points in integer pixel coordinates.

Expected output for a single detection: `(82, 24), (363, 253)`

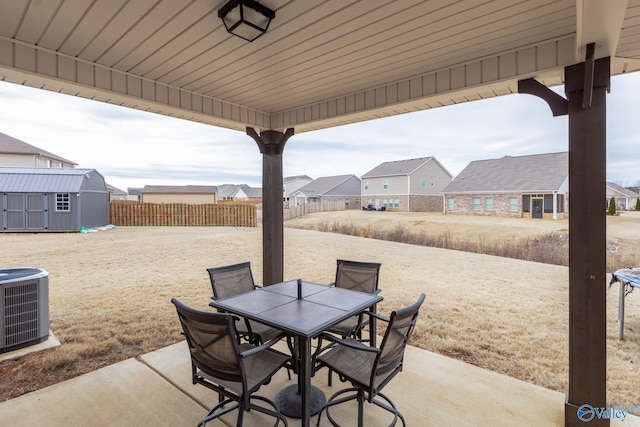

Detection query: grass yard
(0, 211), (638, 414)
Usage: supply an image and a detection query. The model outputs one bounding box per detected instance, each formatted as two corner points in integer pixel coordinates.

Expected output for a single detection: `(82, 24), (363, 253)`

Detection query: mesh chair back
(375, 293), (425, 377)
(334, 259), (381, 294)
(207, 262), (256, 300)
(171, 298), (243, 382)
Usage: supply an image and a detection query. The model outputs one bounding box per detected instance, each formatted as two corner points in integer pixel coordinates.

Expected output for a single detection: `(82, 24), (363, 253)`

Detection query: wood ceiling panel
(190, 0), (436, 100)
(13, 0), (61, 44)
(58, 0), (129, 56)
(79, 0), (162, 63)
(105, 0), (217, 71)
(231, 2), (575, 111)
(130, 0), (295, 79)
(0, 0), (28, 39)
(37, 0), (93, 51)
(156, 0), (362, 90)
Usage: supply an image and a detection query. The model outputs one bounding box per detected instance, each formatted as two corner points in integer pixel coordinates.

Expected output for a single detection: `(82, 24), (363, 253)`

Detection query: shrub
(608, 197), (617, 216)
(636, 198), (640, 211)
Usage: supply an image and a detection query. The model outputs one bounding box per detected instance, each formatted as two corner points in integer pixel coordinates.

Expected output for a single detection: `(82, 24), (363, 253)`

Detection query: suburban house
(291, 174), (361, 209)
(606, 182), (639, 210)
(140, 185), (217, 204)
(443, 152), (569, 219)
(217, 184), (262, 201)
(0, 167), (109, 231)
(107, 184), (128, 201)
(0, 131), (77, 168)
(283, 175), (313, 207)
(361, 157), (453, 212)
(127, 187), (142, 201)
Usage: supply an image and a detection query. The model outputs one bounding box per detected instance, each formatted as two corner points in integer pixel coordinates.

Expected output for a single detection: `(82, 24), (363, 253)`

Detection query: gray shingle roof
(141, 185), (217, 194)
(295, 174), (357, 196)
(0, 132), (77, 165)
(362, 157), (436, 178)
(284, 175), (312, 183)
(443, 152), (568, 193)
(607, 182), (638, 197)
(0, 167), (99, 192)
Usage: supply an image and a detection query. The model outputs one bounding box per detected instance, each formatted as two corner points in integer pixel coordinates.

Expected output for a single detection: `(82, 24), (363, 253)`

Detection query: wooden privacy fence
(109, 201), (257, 227)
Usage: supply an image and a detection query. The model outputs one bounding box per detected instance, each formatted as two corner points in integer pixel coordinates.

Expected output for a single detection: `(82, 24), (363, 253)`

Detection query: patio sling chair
(207, 262), (282, 345)
(171, 298), (290, 427)
(323, 259), (381, 385)
(326, 259), (382, 344)
(313, 293), (425, 427)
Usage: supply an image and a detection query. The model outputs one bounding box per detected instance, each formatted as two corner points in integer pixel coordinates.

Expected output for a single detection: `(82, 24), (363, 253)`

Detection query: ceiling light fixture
(218, 0), (275, 42)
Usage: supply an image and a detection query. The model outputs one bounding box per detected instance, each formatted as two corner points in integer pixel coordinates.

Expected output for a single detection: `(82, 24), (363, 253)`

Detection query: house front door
(532, 198), (543, 219)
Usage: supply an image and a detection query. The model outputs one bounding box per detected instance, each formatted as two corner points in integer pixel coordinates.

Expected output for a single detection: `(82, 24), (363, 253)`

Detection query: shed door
(4, 194), (25, 230)
(26, 194), (47, 230)
(2, 194), (47, 230)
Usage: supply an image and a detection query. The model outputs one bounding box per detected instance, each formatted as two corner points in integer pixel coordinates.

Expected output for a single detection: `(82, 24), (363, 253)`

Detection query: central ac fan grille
(3, 281), (39, 347)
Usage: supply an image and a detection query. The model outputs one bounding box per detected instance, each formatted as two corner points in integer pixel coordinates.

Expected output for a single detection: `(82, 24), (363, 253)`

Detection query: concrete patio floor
(0, 340), (637, 427)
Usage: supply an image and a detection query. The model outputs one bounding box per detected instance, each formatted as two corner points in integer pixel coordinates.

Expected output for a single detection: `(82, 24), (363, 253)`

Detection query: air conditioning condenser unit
(0, 267), (49, 353)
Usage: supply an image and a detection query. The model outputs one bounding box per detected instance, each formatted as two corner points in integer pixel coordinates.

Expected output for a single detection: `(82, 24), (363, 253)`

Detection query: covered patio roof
(0, 1), (638, 133)
(2, 2), (640, 427)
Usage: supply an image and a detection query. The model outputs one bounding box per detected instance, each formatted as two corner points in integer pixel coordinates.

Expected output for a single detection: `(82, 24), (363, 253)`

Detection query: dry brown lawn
(0, 211), (639, 413)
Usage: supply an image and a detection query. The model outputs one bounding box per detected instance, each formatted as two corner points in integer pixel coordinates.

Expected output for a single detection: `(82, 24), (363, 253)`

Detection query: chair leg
(317, 387), (405, 427)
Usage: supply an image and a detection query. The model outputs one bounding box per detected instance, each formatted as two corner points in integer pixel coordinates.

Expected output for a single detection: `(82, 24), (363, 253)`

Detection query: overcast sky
(0, 71), (638, 191)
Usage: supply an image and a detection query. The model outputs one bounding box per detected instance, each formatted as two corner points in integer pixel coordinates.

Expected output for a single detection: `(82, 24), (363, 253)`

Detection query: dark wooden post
(247, 127), (294, 285)
(519, 50), (610, 427)
(564, 57), (610, 427)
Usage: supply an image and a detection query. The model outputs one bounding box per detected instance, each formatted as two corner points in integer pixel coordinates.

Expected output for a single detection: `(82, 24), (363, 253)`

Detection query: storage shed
(1, 167), (109, 232)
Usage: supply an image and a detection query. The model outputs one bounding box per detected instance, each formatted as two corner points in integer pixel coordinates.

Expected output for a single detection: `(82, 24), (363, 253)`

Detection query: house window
(394, 199), (399, 208)
(383, 179), (388, 189)
(56, 193), (70, 212)
(448, 198), (455, 211)
(522, 195), (530, 212)
(383, 199), (388, 207)
(544, 194), (554, 213)
(420, 178), (426, 187)
(472, 197), (481, 211)
(557, 194), (564, 213)
(364, 181), (369, 190)
(485, 197), (493, 211)
(509, 197), (518, 211)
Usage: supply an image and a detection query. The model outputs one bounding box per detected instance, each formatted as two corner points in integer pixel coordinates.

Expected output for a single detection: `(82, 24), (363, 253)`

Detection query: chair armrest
(373, 289), (382, 295)
(316, 333), (380, 353)
(368, 311), (390, 323)
(238, 332), (287, 358)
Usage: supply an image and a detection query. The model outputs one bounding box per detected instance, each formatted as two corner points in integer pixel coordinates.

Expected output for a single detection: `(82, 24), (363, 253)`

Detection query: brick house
(443, 152), (568, 219)
(361, 157), (453, 212)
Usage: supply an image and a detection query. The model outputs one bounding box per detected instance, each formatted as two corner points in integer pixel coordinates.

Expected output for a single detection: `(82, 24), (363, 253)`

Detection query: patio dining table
(209, 279), (382, 427)
(610, 268), (640, 340)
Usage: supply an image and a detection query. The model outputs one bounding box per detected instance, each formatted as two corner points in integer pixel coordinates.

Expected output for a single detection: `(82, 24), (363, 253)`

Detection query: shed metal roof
(443, 152), (569, 193)
(0, 167), (100, 192)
